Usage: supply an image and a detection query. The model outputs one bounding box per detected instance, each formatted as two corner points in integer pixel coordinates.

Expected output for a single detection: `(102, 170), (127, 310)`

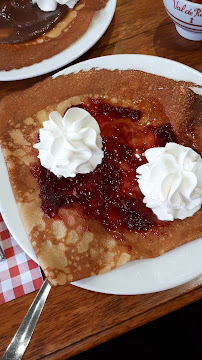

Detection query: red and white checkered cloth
(0, 213), (43, 304)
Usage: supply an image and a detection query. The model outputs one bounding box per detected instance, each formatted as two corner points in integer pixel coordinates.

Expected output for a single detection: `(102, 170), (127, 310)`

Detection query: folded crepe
(0, 69), (201, 285)
(0, 0), (109, 70)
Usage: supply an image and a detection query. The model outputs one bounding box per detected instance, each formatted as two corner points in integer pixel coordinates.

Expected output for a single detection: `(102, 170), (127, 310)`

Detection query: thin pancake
(0, 0), (108, 71)
(0, 69), (201, 285)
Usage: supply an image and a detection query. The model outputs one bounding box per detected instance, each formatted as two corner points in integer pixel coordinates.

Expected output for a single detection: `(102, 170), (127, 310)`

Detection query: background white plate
(0, 0), (116, 81)
(0, 54), (202, 294)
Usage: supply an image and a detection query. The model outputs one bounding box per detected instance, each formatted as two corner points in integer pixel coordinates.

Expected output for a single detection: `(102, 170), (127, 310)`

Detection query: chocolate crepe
(0, 0), (108, 70)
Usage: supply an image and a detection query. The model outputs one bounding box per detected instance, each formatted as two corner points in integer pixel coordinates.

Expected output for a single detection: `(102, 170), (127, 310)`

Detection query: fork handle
(0, 245), (5, 260)
(1, 279), (51, 360)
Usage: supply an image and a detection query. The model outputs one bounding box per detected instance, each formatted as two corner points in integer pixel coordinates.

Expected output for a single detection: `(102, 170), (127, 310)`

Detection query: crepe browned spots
(0, 69), (201, 285)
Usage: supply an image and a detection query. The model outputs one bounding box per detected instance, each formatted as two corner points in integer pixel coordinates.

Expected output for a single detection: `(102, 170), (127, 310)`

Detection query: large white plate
(0, 54), (202, 295)
(0, 0), (116, 81)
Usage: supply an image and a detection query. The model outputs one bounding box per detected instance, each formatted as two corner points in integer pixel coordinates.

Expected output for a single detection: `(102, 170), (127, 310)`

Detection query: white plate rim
(0, 0), (116, 81)
(0, 54), (202, 295)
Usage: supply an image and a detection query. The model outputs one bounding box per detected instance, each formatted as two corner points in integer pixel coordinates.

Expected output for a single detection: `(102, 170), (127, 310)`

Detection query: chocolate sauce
(0, 0), (68, 44)
(31, 98), (177, 232)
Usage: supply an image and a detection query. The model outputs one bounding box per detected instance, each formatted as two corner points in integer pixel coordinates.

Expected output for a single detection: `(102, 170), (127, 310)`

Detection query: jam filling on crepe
(32, 98), (177, 232)
(0, 67), (201, 285)
(0, 0), (68, 44)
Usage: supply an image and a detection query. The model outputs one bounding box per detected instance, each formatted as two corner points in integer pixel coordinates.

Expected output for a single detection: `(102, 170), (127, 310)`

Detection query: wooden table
(1, 0), (202, 359)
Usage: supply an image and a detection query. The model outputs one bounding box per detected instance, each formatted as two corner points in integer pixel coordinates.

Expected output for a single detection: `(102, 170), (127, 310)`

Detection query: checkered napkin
(0, 213), (43, 304)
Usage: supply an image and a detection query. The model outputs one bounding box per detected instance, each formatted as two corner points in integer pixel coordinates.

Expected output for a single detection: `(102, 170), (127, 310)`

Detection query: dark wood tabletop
(1, 0), (202, 359)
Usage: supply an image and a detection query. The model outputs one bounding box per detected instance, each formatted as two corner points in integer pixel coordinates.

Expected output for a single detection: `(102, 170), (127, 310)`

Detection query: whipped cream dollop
(136, 143), (202, 221)
(32, 0), (79, 12)
(34, 108), (104, 178)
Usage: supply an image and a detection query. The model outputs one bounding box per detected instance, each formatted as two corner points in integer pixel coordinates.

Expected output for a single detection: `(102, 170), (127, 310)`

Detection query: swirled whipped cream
(136, 143), (202, 221)
(32, 0), (79, 12)
(34, 108), (104, 178)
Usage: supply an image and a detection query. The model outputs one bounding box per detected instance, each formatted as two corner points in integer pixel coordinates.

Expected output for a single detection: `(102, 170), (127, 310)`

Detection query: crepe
(0, 0), (108, 71)
(0, 69), (201, 285)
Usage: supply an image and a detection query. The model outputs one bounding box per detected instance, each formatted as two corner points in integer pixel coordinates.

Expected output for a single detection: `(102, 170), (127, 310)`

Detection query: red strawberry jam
(31, 98), (177, 232)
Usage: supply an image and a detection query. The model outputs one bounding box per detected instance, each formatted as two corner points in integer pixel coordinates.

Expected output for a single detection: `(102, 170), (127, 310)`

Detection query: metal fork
(1, 279), (51, 360)
(0, 244), (5, 260)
